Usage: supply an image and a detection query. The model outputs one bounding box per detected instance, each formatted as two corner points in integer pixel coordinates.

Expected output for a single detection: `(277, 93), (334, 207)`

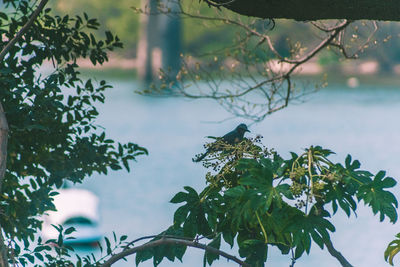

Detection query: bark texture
(0, 102), (9, 267)
(324, 239), (354, 267)
(212, 0), (400, 21)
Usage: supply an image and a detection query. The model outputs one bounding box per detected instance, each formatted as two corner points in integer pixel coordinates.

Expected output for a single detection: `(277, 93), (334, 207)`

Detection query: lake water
(74, 78), (400, 267)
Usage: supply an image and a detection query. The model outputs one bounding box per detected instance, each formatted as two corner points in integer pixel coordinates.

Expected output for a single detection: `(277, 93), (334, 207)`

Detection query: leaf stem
(255, 211), (268, 244)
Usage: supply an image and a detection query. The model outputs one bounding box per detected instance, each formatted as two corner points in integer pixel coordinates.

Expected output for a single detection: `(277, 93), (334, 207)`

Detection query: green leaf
(385, 233), (400, 266)
(34, 252), (44, 261)
(170, 192), (188, 204)
(238, 239), (268, 265)
(222, 230), (234, 248)
(173, 205), (189, 226)
(23, 253), (35, 263)
(276, 184), (294, 200)
(310, 230), (324, 249)
(382, 177), (397, 188)
(225, 186), (245, 198)
(105, 236), (112, 255)
(183, 212), (198, 238)
(183, 186), (199, 202)
(136, 249), (154, 266)
(357, 171), (398, 223)
(204, 234), (221, 266)
(64, 227), (76, 235)
(0, 12), (8, 20)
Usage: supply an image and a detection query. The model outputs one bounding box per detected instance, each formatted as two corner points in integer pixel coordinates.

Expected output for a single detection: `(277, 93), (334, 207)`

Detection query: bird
(193, 123), (250, 162)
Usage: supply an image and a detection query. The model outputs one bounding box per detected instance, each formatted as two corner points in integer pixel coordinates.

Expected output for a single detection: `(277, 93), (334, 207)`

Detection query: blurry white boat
(42, 188), (102, 246)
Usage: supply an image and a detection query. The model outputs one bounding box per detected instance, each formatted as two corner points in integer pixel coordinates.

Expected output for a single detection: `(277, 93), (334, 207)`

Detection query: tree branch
(208, 0), (400, 21)
(324, 239), (354, 267)
(0, 0), (49, 62)
(100, 237), (250, 267)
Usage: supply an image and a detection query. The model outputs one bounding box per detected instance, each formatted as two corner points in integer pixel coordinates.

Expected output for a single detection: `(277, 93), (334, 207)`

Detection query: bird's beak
(246, 129), (250, 132)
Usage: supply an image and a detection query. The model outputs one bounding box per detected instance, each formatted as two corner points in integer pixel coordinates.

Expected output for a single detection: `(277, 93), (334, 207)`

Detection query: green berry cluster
(312, 181), (325, 191)
(325, 171), (341, 182)
(290, 182), (307, 197)
(289, 167), (307, 180)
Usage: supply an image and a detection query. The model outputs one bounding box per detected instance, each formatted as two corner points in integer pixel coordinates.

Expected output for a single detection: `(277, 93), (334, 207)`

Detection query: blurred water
(74, 80), (400, 267)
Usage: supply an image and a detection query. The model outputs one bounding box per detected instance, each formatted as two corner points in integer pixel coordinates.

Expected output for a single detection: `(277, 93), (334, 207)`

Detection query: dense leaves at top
(0, 0), (147, 251)
(135, 137), (397, 266)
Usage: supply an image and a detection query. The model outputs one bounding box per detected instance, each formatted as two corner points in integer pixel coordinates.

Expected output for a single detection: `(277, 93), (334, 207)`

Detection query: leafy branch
(0, 0), (49, 61)
(0, 1), (144, 265)
(133, 139), (397, 266)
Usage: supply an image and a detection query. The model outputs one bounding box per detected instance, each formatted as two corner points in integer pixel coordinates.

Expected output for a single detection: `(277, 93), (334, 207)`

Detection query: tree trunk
(159, 0), (182, 83)
(0, 102), (9, 267)
(137, 0), (160, 83)
(209, 0), (400, 21)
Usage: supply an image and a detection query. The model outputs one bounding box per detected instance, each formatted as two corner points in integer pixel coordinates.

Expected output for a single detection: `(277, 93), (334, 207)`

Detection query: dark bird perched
(193, 123), (250, 162)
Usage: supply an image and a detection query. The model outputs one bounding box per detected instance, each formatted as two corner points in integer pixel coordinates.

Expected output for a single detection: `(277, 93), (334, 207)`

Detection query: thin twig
(289, 247), (296, 267)
(202, 0), (237, 8)
(310, 21), (349, 32)
(123, 234), (194, 250)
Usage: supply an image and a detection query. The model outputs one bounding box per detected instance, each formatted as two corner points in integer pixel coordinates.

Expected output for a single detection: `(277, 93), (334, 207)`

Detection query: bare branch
(141, 2), (379, 121)
(288, 20), (350, 66)
(0, 0), (49, 62)
(310, 21), (350, 32)
(100, 237), (250, 267)
(202, 0), (237, 8)
(330, 21), (378, 59)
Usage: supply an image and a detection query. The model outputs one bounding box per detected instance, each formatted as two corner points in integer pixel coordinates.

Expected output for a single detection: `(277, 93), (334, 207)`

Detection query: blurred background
(51, 0), (400, 77)
(46, 0), (400, 266)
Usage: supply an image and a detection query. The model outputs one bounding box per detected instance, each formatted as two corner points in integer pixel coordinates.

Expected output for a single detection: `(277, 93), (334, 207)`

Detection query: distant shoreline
(49, 56), (400, 86)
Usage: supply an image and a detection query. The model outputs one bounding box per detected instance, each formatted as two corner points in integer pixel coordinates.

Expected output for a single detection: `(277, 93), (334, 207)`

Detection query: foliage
(13, 225), (131, 266)
(385, 233), (400, 266)
(52, 0), (141, 57)
(0, 0), (147, 263)
(15, 225), (77, 267)
(1, 0), (399, 266)
(135, 137), (397, 266)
